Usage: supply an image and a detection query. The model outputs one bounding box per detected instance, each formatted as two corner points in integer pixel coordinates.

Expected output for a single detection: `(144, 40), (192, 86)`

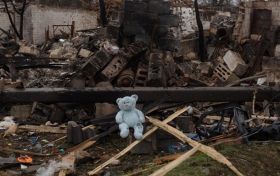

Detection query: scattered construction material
(147, 116), (243, 176)
(0, 0), (280, 175)
(18, 125), (66, 134)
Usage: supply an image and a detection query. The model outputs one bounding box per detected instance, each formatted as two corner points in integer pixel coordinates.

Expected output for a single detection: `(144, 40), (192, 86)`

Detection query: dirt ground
(1, 132), (279, 176)
(78, 137), (280, 176)
(166, 142), (280, 176)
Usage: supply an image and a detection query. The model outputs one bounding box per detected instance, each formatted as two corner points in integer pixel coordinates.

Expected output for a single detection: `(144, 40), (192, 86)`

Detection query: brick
(214, 62), (239, 83)
(78, 49), (93, 58)
(223, 50), (248, 76)
(101, 42), (147, 81)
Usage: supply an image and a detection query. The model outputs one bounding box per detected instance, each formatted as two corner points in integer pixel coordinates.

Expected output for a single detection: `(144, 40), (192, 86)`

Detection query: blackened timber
(0, 56), (67, 69)
(194, 0), (207, 61)
(1, 87), (280, 103)
(99, 0), (108, 26)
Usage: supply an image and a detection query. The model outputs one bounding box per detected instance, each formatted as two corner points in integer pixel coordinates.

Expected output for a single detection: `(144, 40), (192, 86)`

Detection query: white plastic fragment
(0, 116), (16, 130)
(36, 160), (73, 176)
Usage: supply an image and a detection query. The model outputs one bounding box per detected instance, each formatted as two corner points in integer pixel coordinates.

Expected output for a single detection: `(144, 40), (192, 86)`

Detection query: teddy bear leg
(119, 123), (129, 138)
(133, 123), (144, 140)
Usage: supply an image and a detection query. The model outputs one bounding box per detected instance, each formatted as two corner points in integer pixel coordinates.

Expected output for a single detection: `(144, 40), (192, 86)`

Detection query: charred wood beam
(194, 0), (207, 62)
(1, 87), (280, 103)
(99, 0), (108, 26)
(0, 56), (67, 69)
(0, 56), (68, 64)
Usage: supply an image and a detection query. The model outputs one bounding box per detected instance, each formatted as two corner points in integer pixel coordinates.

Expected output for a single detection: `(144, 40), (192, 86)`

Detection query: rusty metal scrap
(116, 69), (135, 87)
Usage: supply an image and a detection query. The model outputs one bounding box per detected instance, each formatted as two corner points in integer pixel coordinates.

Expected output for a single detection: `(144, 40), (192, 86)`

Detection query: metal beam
(1, 87), (279, 103)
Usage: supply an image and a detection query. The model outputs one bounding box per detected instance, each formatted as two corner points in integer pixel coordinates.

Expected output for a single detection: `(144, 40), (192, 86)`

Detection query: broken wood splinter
(87, 106), (190, 175)
(146, 116), (244, 176)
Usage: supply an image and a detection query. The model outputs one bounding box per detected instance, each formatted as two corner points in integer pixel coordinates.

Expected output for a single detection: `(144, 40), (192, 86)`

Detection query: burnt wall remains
(122, 0), (180, 52)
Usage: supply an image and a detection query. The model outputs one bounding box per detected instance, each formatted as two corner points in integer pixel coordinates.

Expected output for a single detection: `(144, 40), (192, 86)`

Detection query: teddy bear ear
(116, 98), (121, 104)
(131, 94), (138, 101)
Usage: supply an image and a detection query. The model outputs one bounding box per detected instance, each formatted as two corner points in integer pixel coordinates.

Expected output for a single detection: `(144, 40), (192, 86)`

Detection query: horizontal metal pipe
(0, 87), (279, 103)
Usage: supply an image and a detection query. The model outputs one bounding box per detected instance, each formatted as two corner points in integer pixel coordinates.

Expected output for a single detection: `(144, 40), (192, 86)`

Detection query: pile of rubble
(0, 0), (280, 176)
(1, 4), (279, 90)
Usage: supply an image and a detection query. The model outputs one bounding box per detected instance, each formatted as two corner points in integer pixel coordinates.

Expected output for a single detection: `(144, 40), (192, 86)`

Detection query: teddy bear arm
(115, 111), (124, 124)
(136, 109), (145, 123)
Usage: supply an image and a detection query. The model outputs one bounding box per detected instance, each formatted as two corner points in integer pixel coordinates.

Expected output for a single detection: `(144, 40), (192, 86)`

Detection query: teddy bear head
(116, 94), (138, 111)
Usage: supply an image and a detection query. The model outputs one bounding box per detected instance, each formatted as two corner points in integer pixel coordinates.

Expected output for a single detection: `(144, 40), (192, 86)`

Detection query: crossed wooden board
(88, 106), (243, 176)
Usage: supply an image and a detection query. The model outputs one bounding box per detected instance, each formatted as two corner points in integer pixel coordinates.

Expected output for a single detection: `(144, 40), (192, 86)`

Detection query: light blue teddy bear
(115, 95), (145, 140)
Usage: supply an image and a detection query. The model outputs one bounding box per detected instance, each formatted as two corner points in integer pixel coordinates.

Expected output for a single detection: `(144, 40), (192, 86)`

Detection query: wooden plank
(123, 164), (165, 176)
(58, 170), (67, 176)
(206, 115), (231, 122)
(43, 125), (95, 148)
(251, 115), (279, 121)
(146, 117), (244, 176)
(153, 153), (184, 165)
(60, 125), (117, 175)
(67, 140), (96, 153)
(87, 106), (191, 175)
(19, 125), (66, 134)
(59, 152), (76, 176)
(150, 146), (200, 176)
(2, 148), (52, 157)
(205, 115), (278, 123)
(59, 140), (96, 176)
